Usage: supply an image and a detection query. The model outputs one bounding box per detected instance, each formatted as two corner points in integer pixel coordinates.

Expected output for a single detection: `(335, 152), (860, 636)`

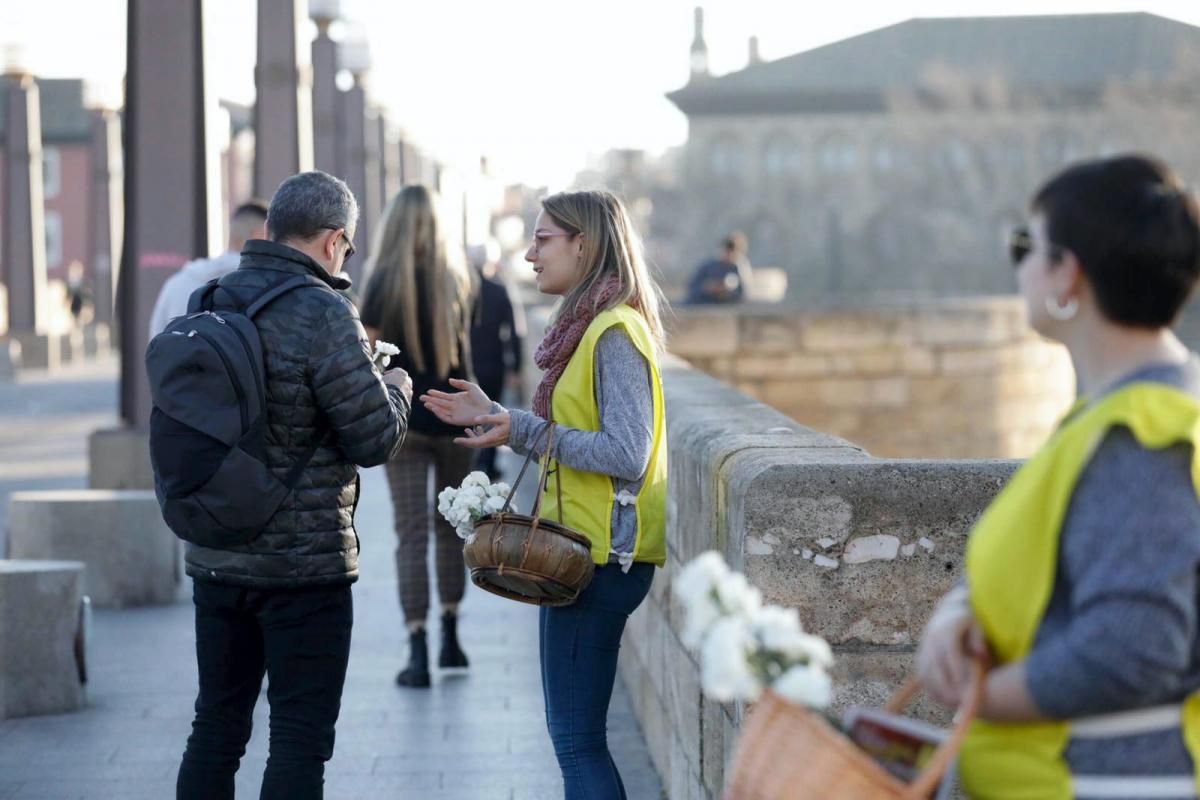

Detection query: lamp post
(253, 0), (314, 198)
(309, 0), (340, 175)
(337, 32), (378, 286)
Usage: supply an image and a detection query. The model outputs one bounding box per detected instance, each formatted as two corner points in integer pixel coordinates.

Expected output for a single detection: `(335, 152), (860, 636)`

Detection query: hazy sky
(4, 0), (1200, 187)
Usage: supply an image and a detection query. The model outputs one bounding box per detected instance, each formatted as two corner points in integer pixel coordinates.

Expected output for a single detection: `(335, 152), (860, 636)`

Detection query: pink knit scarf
(532, 277), (623, 419)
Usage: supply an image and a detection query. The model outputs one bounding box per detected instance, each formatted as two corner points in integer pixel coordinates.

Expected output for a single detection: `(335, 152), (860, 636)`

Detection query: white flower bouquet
(437, 471), (514, 541)
(674, 551), (833, 709)
(680, 552), (973, 799)
(372, 339), (400, 369)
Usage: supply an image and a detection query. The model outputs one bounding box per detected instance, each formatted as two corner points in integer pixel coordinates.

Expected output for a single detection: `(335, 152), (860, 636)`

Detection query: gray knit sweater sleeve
(506, 327), (653, 482)
(1025, 361), (1200, 719)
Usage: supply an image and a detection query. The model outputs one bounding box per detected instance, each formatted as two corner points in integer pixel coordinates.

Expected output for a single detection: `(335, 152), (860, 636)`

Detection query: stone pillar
(118, 0), (217, 430)
(253, 0), (313, 198)
(310, 17), (340, 175)
(89, 109), (122, 330)
(338, 77), (378, 286)
(398, 137), (414, 185)
(362, 103), (381, 256)
(2, 70), (50, 346)
(377, 111), (398, 208)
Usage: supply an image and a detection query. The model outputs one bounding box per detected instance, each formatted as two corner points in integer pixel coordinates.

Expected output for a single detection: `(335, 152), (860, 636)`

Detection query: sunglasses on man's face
(324, 227), (356, 264)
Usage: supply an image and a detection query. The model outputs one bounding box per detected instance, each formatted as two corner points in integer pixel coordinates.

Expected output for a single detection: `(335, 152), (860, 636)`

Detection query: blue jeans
(539, 562), (655, 800)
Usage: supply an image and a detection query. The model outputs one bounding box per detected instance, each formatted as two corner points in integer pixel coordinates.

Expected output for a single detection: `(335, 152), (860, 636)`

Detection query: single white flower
(772, 664), (833, 709)
(713, 573), (762, 618)
(749, 605), (805, 653)
(486, 482), (512, 498)
(462, 471), (491, 490)
(701, 616), (762, 702)
(673, 551), (730, 610)
(680, 597), (724, 650)
(437, 487), (457, 514)
(372, 340), (400, 368)
(483, 495), (506, 514)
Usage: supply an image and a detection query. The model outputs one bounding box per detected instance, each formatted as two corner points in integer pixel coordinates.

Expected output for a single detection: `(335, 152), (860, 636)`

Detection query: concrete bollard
(88, 428), (154, 490)
(0, 559), (87, 718)
(7, 490), (180, 608)
(0, 338), (20, 382)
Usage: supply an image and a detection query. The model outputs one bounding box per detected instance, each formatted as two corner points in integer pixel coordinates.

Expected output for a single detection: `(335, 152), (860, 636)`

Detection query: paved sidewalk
(0, 360), (663, 799)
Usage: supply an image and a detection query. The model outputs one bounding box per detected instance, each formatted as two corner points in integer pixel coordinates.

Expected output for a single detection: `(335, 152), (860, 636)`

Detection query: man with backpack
(156, 171), (411, 799)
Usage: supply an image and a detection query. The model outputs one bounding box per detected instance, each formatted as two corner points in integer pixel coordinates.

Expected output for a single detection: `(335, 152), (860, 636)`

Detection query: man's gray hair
(267, 171), (360, 243)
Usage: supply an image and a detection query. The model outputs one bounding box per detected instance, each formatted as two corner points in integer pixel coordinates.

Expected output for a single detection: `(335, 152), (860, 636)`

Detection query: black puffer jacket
(184, 240), (408, 588)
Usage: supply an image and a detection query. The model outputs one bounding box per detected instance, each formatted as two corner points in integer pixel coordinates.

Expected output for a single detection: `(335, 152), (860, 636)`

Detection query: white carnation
(372, 340), (400, 368)
(700, 616), (762, 703)
(673, 551), (730, 610)
(772, 664), (832, 709)
(713, 573), (762, 618)
(483, 495), (507, 514)
(462, 471), (491, 489)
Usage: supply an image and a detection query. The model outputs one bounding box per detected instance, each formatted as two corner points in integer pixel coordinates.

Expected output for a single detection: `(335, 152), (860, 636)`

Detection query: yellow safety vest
(541, 305), (667, 567)
(962, 382), (1200, 798)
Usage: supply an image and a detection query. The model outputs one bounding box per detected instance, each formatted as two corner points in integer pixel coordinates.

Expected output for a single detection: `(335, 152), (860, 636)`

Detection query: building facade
(667, 13), (1200, 300)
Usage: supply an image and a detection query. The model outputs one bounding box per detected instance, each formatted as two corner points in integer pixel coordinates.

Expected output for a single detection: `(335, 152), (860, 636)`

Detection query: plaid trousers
(384, 431), (476, 624)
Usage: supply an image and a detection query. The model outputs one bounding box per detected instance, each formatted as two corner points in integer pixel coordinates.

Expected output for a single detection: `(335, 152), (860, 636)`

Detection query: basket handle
(496, 419), (564, 525)
(887, 658), (986, 799)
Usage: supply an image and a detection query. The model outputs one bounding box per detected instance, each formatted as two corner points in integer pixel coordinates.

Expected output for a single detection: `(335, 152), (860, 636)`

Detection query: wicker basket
(725, 661), (984, 800)
(463, 423), (595, 607)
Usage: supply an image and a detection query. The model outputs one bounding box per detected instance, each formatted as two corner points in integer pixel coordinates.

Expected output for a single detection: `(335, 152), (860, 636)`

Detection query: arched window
(817, 134), (858, 175)
(710, 136), (747, 178)
(763, 134), (804, 178)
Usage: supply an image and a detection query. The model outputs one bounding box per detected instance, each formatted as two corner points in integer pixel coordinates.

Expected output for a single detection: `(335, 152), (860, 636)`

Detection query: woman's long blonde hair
(542, 189), (667, 348)
(362, 185), (474, 377)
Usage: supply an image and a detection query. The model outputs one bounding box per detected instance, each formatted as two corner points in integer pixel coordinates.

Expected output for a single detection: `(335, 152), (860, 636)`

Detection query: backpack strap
(188, 279), (221, 314)
(245, 275), (326, 319)
(282, 429), (333, 490)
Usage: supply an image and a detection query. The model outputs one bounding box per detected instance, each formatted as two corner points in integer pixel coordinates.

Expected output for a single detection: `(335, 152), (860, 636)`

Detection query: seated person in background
(685, 231), (753, 304)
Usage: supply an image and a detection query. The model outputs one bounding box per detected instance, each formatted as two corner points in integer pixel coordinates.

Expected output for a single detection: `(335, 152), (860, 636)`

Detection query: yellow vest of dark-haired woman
(962, 383), (1200, 799)
(541, 305), (667, 567)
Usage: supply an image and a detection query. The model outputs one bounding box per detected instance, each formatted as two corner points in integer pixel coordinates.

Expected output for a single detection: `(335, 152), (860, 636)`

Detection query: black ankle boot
(396, 629), (431, 688)
(438, 612), (469, 669)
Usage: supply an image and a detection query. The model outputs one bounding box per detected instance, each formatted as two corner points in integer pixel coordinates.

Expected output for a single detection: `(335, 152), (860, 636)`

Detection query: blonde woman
(360, 185), (476, 688)
(422, 190), (668, 799)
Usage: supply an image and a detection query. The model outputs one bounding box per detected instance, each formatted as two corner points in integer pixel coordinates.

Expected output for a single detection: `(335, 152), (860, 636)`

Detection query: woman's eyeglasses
(1007, 225), (1062, 267)
(1008, 226), (1033, 267)
(531, 231), (575, 256)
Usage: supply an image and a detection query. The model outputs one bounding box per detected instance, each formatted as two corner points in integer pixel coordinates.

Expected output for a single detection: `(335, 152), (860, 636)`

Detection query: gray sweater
(1022, 358), (1200, 791)
(504, 327), (654, 566)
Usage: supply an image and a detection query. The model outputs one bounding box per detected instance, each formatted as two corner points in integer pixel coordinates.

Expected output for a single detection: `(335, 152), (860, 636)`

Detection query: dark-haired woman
(917, 154), (1200, 799)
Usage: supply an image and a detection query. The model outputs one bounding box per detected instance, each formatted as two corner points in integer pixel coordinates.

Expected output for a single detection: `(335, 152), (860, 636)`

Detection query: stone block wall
(618, 360), (1018, 799)
(668, 298), (1074, 458)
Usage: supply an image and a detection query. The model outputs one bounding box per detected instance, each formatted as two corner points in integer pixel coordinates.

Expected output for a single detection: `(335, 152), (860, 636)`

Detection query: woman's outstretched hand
(421, 379), (510, 448)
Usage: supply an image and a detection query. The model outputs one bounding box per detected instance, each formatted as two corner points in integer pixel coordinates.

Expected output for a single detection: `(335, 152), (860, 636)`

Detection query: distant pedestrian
(148, 200), (269, 337)
(468, 238), (525, 479)
(359, 185), (477, 689)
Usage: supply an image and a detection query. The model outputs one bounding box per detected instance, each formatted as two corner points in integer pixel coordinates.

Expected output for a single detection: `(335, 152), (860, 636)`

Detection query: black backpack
(146, 275), (326, 548)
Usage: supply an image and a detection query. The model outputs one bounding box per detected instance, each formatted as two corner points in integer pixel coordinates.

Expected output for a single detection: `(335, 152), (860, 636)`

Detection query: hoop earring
(1045, 296), (1078, 321)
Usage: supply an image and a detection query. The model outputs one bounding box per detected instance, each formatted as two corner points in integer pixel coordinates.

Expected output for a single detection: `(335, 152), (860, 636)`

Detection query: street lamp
(339, 31), (371, 78)
(308, 0), (342, 25)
